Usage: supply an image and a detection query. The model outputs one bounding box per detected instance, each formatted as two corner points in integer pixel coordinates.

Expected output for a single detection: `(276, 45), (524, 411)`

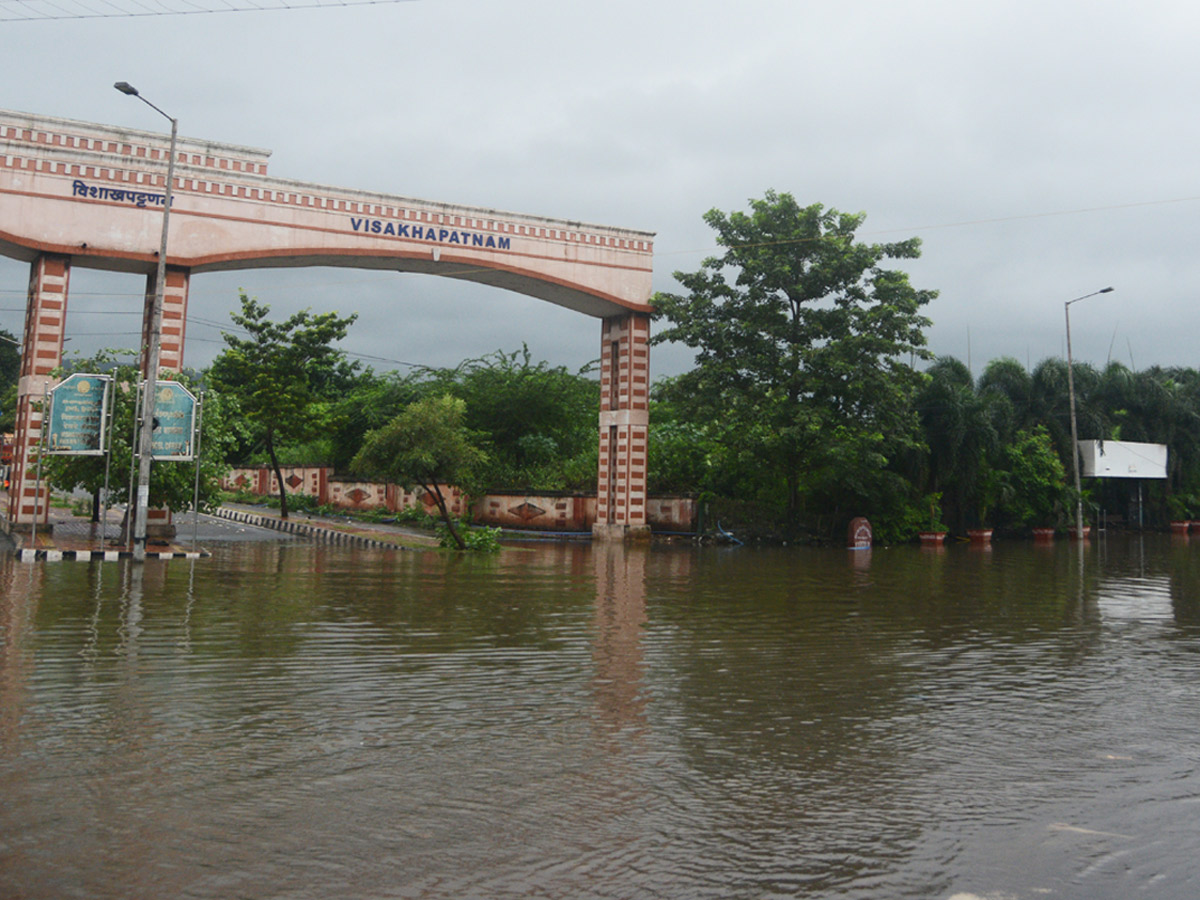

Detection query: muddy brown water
(3, 535), (1199, 898)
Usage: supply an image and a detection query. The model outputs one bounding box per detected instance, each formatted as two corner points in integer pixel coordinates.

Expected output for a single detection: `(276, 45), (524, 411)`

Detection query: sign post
(148, 381), (197, 460)
(46, 373), (111, 456)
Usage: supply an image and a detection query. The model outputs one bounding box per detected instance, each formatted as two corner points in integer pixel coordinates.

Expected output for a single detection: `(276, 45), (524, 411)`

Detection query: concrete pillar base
(593, 523), (652, 542)
(2, 521), (52, 536)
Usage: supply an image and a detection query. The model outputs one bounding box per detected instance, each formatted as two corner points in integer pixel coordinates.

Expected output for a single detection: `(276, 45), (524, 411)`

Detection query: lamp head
(1100, 287), (1114, 293)
(113, 82), (139, 96)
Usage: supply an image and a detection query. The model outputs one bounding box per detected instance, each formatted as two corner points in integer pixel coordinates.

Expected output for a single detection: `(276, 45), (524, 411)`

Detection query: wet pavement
(0, 494), (439, 560)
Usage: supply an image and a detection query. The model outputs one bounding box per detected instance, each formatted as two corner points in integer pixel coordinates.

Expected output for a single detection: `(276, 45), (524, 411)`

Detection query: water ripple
(4, 539), (1200, 898)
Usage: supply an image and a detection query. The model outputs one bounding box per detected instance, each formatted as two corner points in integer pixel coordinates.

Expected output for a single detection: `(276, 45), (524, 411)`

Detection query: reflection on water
(3, 536), (1200, 898)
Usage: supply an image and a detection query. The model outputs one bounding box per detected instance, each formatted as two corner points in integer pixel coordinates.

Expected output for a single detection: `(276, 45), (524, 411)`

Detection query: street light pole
(115, 81), (177, 562)
(1065, 286), (1114, 539)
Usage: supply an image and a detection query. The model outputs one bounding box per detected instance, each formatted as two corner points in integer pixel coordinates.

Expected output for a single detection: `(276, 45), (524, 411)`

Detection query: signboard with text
(147, 381), (197, 460)
(47, 373), (110, 455)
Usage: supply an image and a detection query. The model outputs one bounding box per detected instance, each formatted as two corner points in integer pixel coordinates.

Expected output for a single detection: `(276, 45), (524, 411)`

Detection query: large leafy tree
(422, 346), (599, 490)
(350, 394), (488, 549)
(325, 368), (427, 473)
(653, 192), (936, 526)
(208, 293), (357, 518)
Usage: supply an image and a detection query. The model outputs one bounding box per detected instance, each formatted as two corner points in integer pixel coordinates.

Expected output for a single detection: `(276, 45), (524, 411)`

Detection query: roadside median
(215, 504), (439, 550)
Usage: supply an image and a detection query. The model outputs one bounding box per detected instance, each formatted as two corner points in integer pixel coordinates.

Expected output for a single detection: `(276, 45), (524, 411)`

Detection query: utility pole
(1065, 286), (1114, 539)
(115, 81), (177, 562)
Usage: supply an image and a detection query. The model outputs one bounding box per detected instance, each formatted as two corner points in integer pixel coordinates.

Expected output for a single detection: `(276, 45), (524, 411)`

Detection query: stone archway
(0, 108), (653, 538)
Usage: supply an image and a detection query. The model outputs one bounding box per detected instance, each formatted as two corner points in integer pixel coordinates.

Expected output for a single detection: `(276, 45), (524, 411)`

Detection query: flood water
(3, 535), (1200, 899)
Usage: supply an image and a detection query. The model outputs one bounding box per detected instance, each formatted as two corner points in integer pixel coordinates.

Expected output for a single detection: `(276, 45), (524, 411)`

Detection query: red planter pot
(1032, 527), (1056, 543)
(918, 531), (947, 545)
(1171, 521), (1191, 535)
(967, 528), (993, 543)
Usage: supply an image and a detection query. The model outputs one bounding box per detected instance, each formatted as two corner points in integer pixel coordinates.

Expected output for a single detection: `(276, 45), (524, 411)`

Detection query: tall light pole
(115, 81), (177, 562)
(1065, 286), (1114, 539)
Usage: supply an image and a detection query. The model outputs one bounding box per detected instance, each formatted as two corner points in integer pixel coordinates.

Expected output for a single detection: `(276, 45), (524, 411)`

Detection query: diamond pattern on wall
(510, 501), (546, 522)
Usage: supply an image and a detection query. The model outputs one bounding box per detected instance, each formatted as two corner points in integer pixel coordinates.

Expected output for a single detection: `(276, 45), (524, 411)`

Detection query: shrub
(437, 521), (501, 552)
(436, 520), (501, 549)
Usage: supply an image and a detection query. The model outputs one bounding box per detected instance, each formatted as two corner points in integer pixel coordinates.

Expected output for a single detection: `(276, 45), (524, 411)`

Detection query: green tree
(422, 346), (599, 490)
(326, 369), (427, 472)
(996, 425), (1069, 530)
(0, 328), (19, 433)
(917, 356), (1006, 531)
(208, 293), (357, 518)
(350, 394), (488, 550)
(653, 192), (935, 529)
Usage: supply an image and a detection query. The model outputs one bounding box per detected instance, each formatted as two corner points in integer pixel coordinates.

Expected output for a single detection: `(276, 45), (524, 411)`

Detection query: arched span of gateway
(0, 109), (654, 539)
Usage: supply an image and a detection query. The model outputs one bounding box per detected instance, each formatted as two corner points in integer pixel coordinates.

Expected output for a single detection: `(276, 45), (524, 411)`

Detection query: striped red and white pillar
(595, 312), (651, 540)
(6, 254), (71, 532)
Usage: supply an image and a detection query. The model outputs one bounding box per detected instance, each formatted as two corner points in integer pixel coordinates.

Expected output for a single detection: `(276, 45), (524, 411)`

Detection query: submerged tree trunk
(424, 480), (466, 549)
(266, 427), (289, 519)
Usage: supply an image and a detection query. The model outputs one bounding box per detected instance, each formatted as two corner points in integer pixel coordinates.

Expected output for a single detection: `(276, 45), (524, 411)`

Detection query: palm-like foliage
(917, 357), (1005, 530)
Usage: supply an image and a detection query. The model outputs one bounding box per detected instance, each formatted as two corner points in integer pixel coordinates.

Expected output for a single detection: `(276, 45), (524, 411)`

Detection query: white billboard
(1079, 440), (1168, 480)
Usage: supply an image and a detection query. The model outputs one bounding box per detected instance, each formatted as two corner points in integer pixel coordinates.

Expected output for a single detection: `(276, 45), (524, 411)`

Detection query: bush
(287, 492), (322, 513)
(396, 504), (437, 525)
(221, 487), (264, 506)
(870, 493), (939, 544)
(437, 521), (501, 552)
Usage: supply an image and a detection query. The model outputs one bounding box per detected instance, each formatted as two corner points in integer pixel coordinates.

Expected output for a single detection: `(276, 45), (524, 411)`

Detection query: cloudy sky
(2, 0), (1198, 381)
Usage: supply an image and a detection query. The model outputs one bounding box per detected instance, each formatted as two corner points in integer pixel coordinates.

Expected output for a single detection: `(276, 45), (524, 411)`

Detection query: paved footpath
(0, 496), (438, 562)
(213, 504), (438, 551)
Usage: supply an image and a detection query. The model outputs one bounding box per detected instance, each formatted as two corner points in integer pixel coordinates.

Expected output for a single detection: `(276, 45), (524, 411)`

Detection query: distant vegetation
(22, 193), (1200, 544)
(647, 192), (1200, 542)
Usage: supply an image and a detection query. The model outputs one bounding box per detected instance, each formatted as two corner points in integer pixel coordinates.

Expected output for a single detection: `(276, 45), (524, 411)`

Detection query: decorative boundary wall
(221, 466), (697, 533)
(225, 467), (469, 519)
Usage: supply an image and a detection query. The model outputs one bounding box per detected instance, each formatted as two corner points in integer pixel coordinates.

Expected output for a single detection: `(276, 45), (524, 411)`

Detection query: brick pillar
(141, 266), (190, 374)
(139, 266), (191, 539)
(5, 255), (71, 533)
(594, 312), (651, 540)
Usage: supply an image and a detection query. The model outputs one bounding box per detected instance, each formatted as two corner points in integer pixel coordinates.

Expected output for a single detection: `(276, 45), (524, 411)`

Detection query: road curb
(18, 547), (207, 562)
(213, 507), (407, 551)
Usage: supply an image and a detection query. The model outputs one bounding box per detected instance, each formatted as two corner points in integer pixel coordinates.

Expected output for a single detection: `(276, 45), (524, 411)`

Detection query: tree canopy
(350, 394), (488, 549)
(420, 346), (598, 490)
(653, 192), (935, 529)
(208, 293), (357, 518)
(0, 328), (19, 433)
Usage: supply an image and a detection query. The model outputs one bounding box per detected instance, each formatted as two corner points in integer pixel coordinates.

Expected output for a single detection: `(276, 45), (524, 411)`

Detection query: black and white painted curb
(19, 547), (207, 562)
(214, 507), (405, 550)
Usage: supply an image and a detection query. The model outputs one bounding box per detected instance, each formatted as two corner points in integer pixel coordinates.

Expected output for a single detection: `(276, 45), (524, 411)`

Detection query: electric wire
(0, 0), (415, 20)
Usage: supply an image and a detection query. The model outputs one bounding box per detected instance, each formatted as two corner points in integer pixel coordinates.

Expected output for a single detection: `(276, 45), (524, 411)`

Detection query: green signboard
(148, 381), (197, 460)
(47, 373), (110, 455)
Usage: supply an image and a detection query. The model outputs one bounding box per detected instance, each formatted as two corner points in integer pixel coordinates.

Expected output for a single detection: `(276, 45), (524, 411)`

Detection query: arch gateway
(0, 109), (654, 540)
